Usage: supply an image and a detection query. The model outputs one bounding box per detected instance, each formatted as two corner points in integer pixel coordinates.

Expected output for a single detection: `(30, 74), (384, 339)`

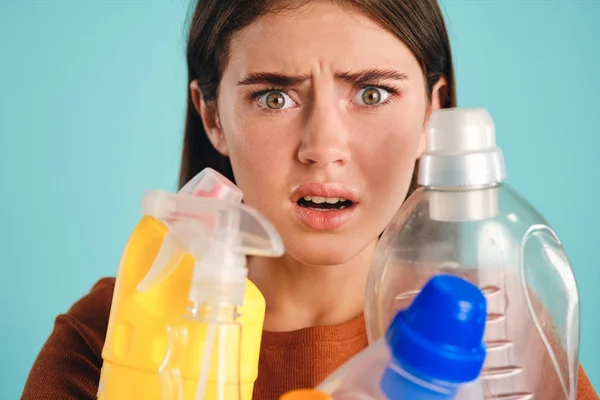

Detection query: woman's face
(196, 1), (444, 266)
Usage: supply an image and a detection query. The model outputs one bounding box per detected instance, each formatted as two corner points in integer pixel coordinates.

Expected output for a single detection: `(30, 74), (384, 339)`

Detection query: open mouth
(297, 196), (354, 211)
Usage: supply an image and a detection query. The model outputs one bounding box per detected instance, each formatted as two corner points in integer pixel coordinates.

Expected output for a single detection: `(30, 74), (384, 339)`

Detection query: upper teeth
(303, 196), (347, 204)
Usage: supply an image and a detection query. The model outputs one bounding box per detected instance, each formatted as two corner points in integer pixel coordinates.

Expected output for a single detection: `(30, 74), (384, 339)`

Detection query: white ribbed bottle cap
(418, 108), (506, 188)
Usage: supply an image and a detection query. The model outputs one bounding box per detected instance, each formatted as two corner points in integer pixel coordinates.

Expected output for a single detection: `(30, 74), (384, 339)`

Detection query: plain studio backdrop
(0, 0), (598, 398)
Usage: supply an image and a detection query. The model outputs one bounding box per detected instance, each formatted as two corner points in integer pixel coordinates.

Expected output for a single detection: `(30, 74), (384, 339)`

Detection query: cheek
(351, 104), (426, 199)
(219, 106), (297, 203)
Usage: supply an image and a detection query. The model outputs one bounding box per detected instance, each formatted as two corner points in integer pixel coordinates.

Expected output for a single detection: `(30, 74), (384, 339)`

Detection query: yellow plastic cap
(279, 389), (333, 400)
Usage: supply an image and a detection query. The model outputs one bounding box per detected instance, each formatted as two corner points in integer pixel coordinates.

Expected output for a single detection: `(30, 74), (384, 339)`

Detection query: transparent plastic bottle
(138, 188), (284, 400)
(99, 168), (273, 400)
(282, 275), (487, 400)
(365, 108), (580, 400)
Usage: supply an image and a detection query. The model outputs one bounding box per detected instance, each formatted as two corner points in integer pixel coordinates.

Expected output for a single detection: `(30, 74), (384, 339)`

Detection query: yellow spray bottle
(98, 168), (284, 400)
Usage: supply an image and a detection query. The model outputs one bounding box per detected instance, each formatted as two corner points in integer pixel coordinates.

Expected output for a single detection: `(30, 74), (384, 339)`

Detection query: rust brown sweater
(22, 278), (599, 400)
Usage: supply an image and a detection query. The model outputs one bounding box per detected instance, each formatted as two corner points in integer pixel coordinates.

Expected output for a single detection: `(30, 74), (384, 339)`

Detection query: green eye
(258, 91), (296, 110)
(354, 87), (392, 107)
(362, 88), (382, 105)
(266, 92), (285, 109)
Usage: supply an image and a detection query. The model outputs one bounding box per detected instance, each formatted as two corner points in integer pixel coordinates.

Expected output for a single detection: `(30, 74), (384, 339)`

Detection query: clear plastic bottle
(283, 275), (487, 400)
(138, 189), (284, 400)
(365, 108), (580, 400)
(99, 168), (274, 400)
(99, 167), (285, 400)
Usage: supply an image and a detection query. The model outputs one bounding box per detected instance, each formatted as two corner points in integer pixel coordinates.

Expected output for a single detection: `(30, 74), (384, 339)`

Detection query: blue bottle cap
(380, 274), (487, 398)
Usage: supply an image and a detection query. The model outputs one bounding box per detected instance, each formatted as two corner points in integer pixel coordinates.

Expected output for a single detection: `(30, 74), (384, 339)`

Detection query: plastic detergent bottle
(98, 168), (284, 400)
(364, 108), (580, 399)
(280, 274), (487, 400)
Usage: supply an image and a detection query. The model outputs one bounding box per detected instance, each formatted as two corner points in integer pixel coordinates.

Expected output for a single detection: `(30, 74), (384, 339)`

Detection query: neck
(247, 242), (376, 332)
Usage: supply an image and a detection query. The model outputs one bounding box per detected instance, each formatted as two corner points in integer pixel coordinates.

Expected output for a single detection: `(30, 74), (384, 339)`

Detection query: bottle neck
(425, 181), (500, 192)
(380, 362), (457, 400)
(186, 301), (239, 322)
(418, 148), (506, 188)
(427, 184), (501, 222)
(190, 247), (248, 307)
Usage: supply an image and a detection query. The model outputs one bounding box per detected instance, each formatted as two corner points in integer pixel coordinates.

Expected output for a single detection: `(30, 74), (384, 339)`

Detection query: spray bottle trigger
(137, 230), (185, 292)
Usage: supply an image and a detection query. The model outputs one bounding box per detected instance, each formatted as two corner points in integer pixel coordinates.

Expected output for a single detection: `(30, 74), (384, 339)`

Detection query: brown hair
(178, 0), (456, 194)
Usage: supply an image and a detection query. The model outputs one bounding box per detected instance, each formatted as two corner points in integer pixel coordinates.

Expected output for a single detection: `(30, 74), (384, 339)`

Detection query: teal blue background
(0, 1), (598, 398)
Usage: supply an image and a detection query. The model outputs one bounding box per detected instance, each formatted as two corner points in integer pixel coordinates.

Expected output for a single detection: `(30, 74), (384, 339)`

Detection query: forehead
(224, 1), (422, 79)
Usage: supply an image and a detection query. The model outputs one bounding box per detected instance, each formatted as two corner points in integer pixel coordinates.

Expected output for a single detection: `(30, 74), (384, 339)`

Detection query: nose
(297, 103), (351, 167)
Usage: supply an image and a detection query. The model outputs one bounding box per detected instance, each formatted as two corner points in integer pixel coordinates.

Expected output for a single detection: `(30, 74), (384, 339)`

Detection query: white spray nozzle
(141, 190), (284, 257)
(140, 190), (284, 306)
(137, 168), (245, 292)
(136, 169), (284, 303)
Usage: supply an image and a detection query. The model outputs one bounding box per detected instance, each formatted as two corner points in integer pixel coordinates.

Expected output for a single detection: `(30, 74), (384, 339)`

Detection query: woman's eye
(258, 91), (296, 110)
(354, 87), (391, 106)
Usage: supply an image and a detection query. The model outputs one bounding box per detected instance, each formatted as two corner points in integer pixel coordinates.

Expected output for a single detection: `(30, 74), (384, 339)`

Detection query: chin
(282, 233), (375, 267)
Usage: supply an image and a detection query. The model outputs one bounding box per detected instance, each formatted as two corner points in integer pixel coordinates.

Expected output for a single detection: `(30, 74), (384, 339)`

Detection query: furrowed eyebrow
(237, 72), (310, 87)
(335, 68), (408, 84)
(236, 68), (408, 87)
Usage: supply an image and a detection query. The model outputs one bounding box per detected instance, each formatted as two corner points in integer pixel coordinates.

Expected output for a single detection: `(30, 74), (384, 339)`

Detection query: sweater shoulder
(63, 277), (116, 360)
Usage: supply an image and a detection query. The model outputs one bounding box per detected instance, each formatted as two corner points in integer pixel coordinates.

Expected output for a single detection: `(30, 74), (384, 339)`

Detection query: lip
(291, 182), (359, 231)
(291, 182), (359, 203)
